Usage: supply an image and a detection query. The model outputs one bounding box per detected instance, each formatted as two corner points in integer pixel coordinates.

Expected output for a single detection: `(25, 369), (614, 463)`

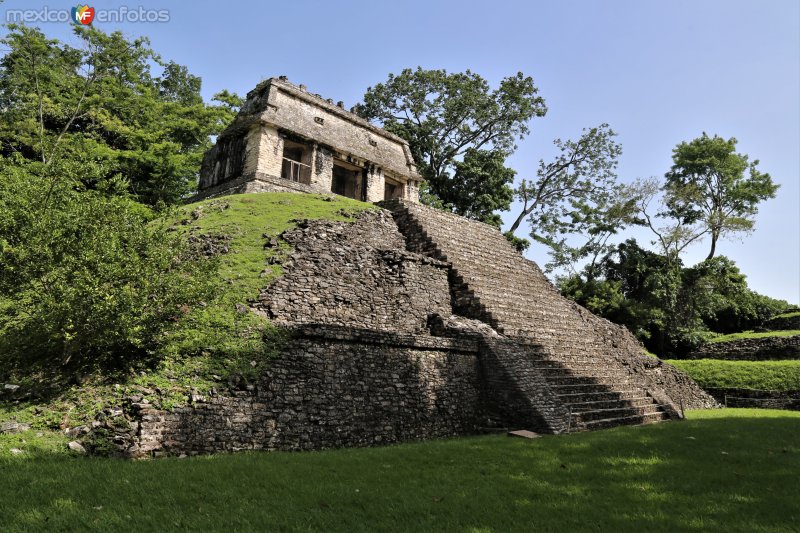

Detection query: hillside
(0, 193), (372, 440)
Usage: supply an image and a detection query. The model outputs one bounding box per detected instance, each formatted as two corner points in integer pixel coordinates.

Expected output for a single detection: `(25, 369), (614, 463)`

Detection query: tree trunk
(706, 232), (718, 260)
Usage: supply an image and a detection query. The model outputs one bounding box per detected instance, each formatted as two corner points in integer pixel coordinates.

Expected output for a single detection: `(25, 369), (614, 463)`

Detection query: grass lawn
(667, 360), (800, 391)
(1, 409), (798, 532)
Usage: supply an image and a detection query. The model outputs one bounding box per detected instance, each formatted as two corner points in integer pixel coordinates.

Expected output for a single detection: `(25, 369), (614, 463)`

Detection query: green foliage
(0, 192), (373, 431)
(0, 24), (240, 205)
(664, 133), (779, 260)
(559, 239), (788, 357)
(772, 311), (800, 320)
(668, 359), (800, 391)
(444, 148), (515, 227)
(508, 124), (635, 274)
(1, 410), (799, 532)
(0, 161), (215, 370)
(355, 67), (545, 220)
(503, 231), (530, 253)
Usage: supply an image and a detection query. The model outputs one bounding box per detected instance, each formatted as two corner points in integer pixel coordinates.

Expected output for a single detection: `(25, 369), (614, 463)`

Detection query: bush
(0, 164), (216, 371)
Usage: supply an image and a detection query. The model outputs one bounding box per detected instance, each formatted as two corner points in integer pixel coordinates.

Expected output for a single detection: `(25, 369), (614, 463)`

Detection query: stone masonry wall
(243, 124), (283, 178)
(132, 327), (483, 457)
(705, 388), (800, 410)
(764, 313), (800, 332)
(188, 173), (332, 203)
(687, 335), (800, 361)
(255, 209), (452, 334)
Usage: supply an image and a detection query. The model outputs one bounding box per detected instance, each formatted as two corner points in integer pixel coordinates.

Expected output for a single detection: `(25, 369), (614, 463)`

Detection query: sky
(2, 0), (799, 303)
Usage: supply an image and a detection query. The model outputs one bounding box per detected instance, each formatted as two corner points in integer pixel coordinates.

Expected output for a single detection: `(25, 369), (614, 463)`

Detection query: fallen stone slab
(507, 430), (540, 439)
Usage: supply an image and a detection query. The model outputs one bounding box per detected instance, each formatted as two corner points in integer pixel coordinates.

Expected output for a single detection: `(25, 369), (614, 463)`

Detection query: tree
(437, 148), (515, 227)
(0, 24), (240, 206)
(0, 158), (216, 369)
(506, 124), (634, 272)
(354, 67), (546, 217)
(664, 133), (779, 259)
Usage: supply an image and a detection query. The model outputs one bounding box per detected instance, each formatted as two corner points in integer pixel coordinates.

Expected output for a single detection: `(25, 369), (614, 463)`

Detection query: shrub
(0, 164), (216, 371)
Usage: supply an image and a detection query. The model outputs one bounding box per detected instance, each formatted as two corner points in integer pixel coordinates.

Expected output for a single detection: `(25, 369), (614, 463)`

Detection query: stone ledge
(688, 335), (800, 360)
(187, 172), (332, 203)
(286, 324), (481, 353)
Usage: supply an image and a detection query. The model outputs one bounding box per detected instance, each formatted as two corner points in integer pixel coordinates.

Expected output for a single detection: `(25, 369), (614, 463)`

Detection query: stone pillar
(406, 180), (420, 203)
(365, 167), (384, 203)
(243, 124), (283, 177)
(313, 145), (334, 192)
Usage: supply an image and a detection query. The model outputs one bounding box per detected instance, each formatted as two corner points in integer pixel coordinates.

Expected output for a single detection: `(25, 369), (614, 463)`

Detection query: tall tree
(437, 148), (515, 227)
(506, 124), (634, 270)
(663, 133), (779, 259)
(0, 24), (241, 206)
(354, 67), (546, 217)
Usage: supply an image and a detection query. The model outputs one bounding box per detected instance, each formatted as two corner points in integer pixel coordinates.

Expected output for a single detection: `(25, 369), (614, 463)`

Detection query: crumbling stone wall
(130, 327), (483, 457)
(255, 210), (452, 334)
(764, 312), (800, 331)
(687, 335), (800, 361)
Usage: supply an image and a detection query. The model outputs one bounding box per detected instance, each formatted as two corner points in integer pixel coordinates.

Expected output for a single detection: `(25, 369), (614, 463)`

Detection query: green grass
(667, 359), (800, 391)
(0, 193), (373, 430)
(772, 311), (800, 320)
(706, 330), (800, 344)
(164, 192), (372, 359)
(0, 409), (798, 532)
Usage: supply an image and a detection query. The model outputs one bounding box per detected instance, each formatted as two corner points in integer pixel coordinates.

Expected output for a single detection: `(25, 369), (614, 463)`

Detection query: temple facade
(196, 77), (422, 203)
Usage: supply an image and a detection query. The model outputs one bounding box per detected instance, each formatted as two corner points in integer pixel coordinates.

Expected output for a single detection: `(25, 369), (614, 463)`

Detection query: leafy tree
(0, 158), (216, 369)
(561, 239), (788, 357)
(0, 24), (240, 206)
(354, 67), (546, 217)
(506, 124), (635, 272)
(437, 148), (515, 227)
(664, 133), (779, 259)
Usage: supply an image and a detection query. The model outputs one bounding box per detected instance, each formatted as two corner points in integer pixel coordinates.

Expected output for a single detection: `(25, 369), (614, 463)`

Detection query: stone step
(388, 201), (677, 434)
(531, 367), (629, 380)
(576, 411), (669, 431)
(550, 382), (640, 395)
(565, 397), (655, 411)
(545, 375), (633, 387)
(555, 390), (644, 403)
(571, 405), (663, 423)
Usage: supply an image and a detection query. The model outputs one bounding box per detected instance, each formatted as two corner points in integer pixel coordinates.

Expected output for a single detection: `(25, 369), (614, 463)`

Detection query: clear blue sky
(3, 0), (799, 303)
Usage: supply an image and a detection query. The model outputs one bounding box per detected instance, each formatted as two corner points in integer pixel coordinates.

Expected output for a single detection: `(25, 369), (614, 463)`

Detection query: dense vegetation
(1, 409), (798, 531)
(0, 24), (240, 206)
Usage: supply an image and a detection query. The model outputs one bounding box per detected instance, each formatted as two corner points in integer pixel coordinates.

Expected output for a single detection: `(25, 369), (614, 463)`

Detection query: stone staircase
(383, 199), (680, 433)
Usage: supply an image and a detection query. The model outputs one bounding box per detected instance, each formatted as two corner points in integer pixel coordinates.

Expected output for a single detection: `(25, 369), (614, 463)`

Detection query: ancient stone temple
(196, 77), (423, 203)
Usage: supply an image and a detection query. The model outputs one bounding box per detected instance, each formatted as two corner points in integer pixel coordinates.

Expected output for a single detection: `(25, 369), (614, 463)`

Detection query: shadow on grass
(0, 412), (798, 532)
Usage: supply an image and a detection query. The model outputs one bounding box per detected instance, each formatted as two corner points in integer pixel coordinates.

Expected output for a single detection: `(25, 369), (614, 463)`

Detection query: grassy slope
(0, 409), (798, 532)
(772, 311), (800, 320)
(707, 330), (800, 343)
(667, 360), (800, 391)
(0, 193), (372, 430)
